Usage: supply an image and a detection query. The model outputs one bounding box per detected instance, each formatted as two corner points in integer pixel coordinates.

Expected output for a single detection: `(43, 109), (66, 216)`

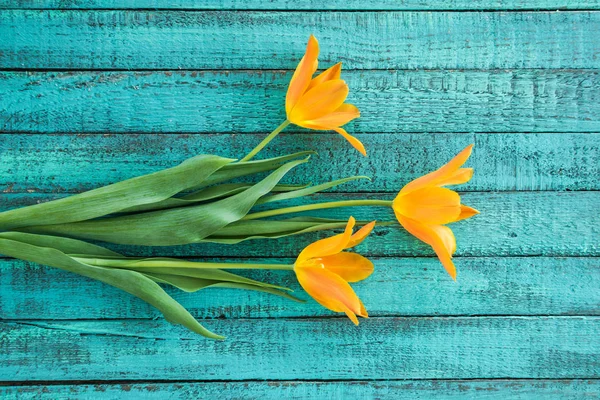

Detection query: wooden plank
(2, 133), (599, 193)
(2, 192), (598, 258)
(1, 257), (598, 320)
(2, 1), (600, 11)
(2, 70), (599, 134)
(1, 11), (599, 70)
(1, 379), (598, 399)
(0, 317), (598, 380)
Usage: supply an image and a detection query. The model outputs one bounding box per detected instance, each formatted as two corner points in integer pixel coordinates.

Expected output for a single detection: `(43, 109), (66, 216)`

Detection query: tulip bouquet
(0, 36), (478, 339)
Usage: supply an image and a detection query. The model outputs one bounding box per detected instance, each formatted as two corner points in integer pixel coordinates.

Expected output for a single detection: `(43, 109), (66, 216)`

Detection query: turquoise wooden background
(1, 1), (599, 398)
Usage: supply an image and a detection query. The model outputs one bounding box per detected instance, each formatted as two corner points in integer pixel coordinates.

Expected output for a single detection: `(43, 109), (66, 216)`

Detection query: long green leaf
(19, 158), (309, 246)
(0, 154), (234, 231)
(256, 176), (369, 205)
(204, 217), (353, 244)
(190, 151), (315, 190)
(145, 273), (303, 303)
(0, 231), (122, 257)
(0, 234), (224, 339)
(118, 183), (308, 214)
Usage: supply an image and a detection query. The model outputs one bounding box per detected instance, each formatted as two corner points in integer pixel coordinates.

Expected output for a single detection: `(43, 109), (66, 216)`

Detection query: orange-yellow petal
(307, 62), (342, 91)
(346, 220), (376, 248)
(295, 266), (367, 324)
(393, 187), (461, 225)
(454, 205), (480, 222)
(289, 79), (349, 122)
(400, 144), (474, 195)
(430, 225), (456, 255)
(300, 103), (360, 130)
(285, 35), (319, 115)
(296, 217), (355, 264)
(444, 168), (474, 186)
(333, 127), (367, 156)
(319, 252), (374, 282)
(396, 215), (457, 280)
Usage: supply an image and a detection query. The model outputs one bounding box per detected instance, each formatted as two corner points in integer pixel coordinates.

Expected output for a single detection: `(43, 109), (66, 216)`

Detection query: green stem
(243, 199), (394, 220)
(73, 257), (294, 271)
(240, 120), (291, 162)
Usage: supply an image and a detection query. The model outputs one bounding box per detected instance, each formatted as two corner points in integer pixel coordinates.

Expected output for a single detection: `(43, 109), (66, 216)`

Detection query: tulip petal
(430, 225), (456, 255)
(307, 62), (342, 91)
(396, 215), (457, 280)
(289, 79), (349, 122)
(286, 35), (319, 115)
(400, 144), (474, 195)
(295, 266), (366, 324)
(346, 220), (376, 248)
(296, 217), (355, 264)
(333, 127), (367, 156)
(454, 205), (480, 222)
(393, 187), (461, 225)
(444, 168), (474, 186)
(320, 252), (374, 282)
(300, 103), (360, 130)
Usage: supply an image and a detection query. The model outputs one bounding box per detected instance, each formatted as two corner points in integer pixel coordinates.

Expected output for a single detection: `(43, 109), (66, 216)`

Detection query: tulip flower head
(286, 35), (365, 156)
(392, 145), (479, 280)
(294, 217), (375, 324)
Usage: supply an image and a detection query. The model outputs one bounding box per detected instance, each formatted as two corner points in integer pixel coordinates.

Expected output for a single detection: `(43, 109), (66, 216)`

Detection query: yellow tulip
(392, 145), (479, 280)
(286, 35), (365, 155)
(294, 217), (375, 324)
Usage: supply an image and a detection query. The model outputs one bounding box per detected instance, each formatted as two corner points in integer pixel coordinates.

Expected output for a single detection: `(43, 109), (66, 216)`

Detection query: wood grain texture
(1, 380), (599, 399)
(1, 11), (599, 69)
(2, 133), (599, 193)
(2, 192), (599, 258)
(2, 70), (599, 134)
(2, 0), (600, 10)
(2, 257), (598, 320)
(1, 317), (598, 380)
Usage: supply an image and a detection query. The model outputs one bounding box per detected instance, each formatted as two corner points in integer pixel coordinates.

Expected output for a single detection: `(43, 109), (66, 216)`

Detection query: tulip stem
(242, 199), (394, 220)
(240, 120), (292, 162)
(72, 256), (295, 271)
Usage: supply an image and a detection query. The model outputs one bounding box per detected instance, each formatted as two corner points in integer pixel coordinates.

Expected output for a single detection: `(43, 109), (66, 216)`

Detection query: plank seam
(1, 68), (600, 72)
(1, 377), (599, 387)
(1, 8), (600, 12)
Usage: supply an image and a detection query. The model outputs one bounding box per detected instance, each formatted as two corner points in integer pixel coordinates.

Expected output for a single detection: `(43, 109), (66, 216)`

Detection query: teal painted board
(2, 257), (599, 320)
(1, 11), (599, 69)
(2, 133), (599, 193)
(1, 317), (598, 380)
(2, 0), (600, 10)
(0, 1), (598, 395)
(2, 70), (600, 133)
(3, 192), (598, 258)
(2, 380), (599, 399)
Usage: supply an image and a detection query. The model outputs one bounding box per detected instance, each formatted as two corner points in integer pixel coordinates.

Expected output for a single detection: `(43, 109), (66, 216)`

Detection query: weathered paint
(1, 317), (599, 380)
(2, 133), (599, 192)
(0, 2), (598, 397)
(2, 192), (598, 258)
(1, 11), (599, 69)
(1, 380), (599, 400)
(2, 70), (600, 133)
(1, 257), (598, 320)
(2, 0), (599, 10)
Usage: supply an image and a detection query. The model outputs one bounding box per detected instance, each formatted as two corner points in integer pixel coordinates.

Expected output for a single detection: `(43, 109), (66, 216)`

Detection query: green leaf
(191, 151), (315, 190)
(0, 154), (234, 231)
(0, 231), (122, 257)
(145, 273), (303, 303)
(256, 176), (370, 205)
(0, 234), (224, 339)
(204, 217), (353, 244)
(96, 261), (292, 292)
(19, 158), (309, 246)
(118, 183), (309, 214)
